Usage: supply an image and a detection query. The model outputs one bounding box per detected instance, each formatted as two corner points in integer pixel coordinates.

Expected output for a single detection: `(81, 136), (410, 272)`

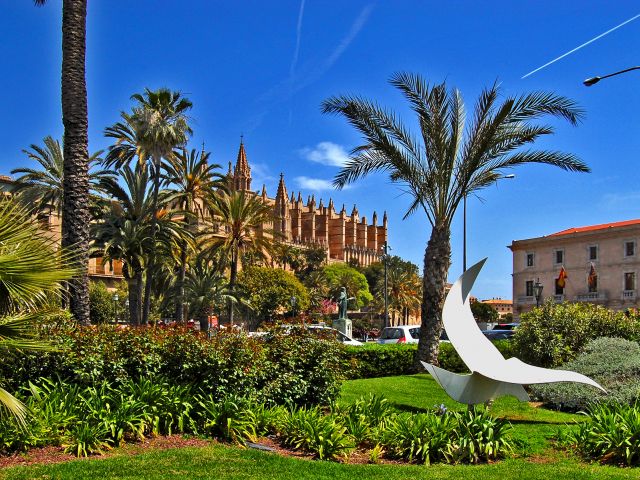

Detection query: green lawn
(1, 374), (634, 480)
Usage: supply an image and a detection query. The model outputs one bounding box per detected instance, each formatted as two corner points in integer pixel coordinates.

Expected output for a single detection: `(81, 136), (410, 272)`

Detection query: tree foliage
(322, 263), (372, 309)
(237, 266), (309, 327)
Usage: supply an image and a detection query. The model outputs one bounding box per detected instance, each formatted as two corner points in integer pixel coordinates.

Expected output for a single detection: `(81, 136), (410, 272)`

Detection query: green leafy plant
(194, 394), (257, 444)
(279, 407), (355, 460)
(562, 403), (640, 466)
(64, 423), (111, 457)
(451, 409), (514, 464)
(381, 412), (456, 464)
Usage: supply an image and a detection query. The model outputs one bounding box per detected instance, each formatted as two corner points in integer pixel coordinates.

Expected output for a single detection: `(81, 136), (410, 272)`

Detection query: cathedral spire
(233, 138), (252, 191)
(275, 173), (288, 203)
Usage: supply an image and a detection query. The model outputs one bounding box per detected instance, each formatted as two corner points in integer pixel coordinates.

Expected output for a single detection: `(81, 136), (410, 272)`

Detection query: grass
(1, 443), (637, 480)
(0, 374), (634, 479)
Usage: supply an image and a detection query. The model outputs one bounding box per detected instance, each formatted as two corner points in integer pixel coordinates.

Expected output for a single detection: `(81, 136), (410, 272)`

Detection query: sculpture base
(333, 318), (353, 339)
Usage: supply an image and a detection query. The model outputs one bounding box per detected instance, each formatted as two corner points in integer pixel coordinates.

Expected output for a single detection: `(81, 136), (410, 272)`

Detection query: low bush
(379, 408), (513, 465)
(344, 340), (515, 379)
(279, 407), (355, 460)
(561, 403), (640, 466)
(513, 302), (640, 368)
(0, 322), (344, 408)
(530, 337), (640, 411)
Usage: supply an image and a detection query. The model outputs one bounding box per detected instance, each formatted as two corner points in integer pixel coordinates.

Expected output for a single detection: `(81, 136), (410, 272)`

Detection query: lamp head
(583, 76), (601, 87)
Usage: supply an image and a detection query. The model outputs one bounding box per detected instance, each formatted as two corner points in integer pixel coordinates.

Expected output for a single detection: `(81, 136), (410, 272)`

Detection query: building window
(555, 282), (564, 295)
(526, 253), (535, 267)
(588, 245), (598, 261)
(588, 275), (598, 293)
(625, 241), (635, 257)
(624, 272), (636, 291)
(554, 249), (564, 265)
(525, 280), (534, 297)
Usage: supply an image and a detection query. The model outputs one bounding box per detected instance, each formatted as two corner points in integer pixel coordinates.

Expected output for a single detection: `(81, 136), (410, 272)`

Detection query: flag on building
(588, 263), (597, 289)
(556, 266), (568, 289)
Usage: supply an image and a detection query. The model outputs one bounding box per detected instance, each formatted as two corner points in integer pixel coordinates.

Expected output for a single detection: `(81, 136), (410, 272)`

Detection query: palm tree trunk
(174, 240), (188, 322)
(128, 269), (142, 326)
(228, 248), (238, 325)
(61, 0), (90, 325)
(415, 223), (451, 368)
(142, 154), (161, 324)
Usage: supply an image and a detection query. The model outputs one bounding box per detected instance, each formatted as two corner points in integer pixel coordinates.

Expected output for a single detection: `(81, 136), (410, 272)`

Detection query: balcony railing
(576, 292), (607, 302)
(553, 295), (565, 302)
(622, 290), (636, 300)
(517, 296), (536, 304)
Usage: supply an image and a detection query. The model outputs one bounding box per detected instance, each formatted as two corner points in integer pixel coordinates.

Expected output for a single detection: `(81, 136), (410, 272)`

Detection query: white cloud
(299, 141), (350, 167)
(295, 176), (336, 191)
(600, 191), (640, 209)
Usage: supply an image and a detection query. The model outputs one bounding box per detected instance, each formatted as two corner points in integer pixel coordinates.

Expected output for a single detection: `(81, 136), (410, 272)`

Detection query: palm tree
(0, 198), (76, 424)
(184, 255), (238, 332)
(92, 165), (154, 325)
(34, 0), (91, 325)
(11, 136), (113, 215)
(162, 147), (225, 322)
(322, 72), (589, 365)
(377, 268), (421, 325)
(104, 88), (193, 325)
(205, 190), (279, 324)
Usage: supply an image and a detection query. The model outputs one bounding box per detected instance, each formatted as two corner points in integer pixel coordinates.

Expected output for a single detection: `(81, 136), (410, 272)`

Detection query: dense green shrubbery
(343, 340), (514, 379)
(0, 379), (514, 465)
(0, 321), (344, 408)
(513, 302), (640, 368)
(560, 403), (640, 466)
(531, 337), (640, 411)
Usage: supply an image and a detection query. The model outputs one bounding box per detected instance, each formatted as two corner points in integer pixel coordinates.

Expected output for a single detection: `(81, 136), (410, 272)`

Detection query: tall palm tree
(377, 268), (421, 325)
(34, 0), (91, 325)
(205, 190), (279, 324)
(322, 72), (590, 365)
(104, 88), (193, 325)
(162, 147), (225, 322)
(11, 136), (112, 215)
(92, 165), (154, 325)
(0, 198), (76, 424)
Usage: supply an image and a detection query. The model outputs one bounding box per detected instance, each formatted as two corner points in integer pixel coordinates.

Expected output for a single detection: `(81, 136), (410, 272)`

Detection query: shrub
(0, 324), (345, 408)
(343, 340), (515, 379)
(513, 302), (640, 368)
(279, 407), (355, 460)
(562, 403), (640, 466)
(531, 337), (640, 411)
(381, 412), (457, 464)
(451, 409), (514, 464)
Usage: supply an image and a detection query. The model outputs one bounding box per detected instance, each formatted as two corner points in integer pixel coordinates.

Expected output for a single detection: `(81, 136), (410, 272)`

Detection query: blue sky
(2, 1), (640, 300)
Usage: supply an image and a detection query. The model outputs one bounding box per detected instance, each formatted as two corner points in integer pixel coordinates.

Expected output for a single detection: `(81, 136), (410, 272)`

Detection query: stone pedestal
(333, 318), (353, 339)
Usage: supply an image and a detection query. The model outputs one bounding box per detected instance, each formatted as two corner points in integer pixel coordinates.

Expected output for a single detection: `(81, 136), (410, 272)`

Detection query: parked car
(492, 323), (519, 331)
(248, 324), (363, 346)
(482, 329), (515, 340)
(377, 325), (421, 344)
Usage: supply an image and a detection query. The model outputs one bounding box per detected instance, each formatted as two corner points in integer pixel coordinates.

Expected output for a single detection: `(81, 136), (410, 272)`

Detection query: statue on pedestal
(337, 287), (354, 319)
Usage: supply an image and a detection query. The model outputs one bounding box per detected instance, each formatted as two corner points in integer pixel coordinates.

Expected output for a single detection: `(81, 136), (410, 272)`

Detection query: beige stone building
(481, 298), (513, 319)
(227, 141), (387, 267)
(509, 219), (640, 318)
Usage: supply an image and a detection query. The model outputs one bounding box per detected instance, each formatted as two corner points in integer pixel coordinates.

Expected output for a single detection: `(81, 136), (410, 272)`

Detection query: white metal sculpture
(422, 259), (605, 405)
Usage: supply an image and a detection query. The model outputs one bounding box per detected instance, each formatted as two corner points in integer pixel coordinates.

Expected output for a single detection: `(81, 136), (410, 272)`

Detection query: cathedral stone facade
(229, 141), (387, 267)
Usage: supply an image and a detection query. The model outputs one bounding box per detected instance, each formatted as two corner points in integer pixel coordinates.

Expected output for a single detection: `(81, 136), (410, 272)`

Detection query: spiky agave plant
(0, 198), (76, 425)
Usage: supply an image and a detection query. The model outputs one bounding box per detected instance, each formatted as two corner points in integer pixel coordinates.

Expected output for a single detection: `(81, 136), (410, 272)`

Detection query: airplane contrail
(522, 13), (640, 79)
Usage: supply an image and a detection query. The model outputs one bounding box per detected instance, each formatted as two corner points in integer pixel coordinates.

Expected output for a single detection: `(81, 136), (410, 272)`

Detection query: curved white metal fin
(442, 259), (606, 393)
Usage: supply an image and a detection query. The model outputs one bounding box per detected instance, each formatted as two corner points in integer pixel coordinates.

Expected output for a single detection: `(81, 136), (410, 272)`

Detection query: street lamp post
(382, 241), (390, 329)
(584, 66), (640, 86)
(533, 278), (543, 308)
(113, 293), (119, 324)
(463, 174), (515, 272)
(290, 295), (297, 318)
